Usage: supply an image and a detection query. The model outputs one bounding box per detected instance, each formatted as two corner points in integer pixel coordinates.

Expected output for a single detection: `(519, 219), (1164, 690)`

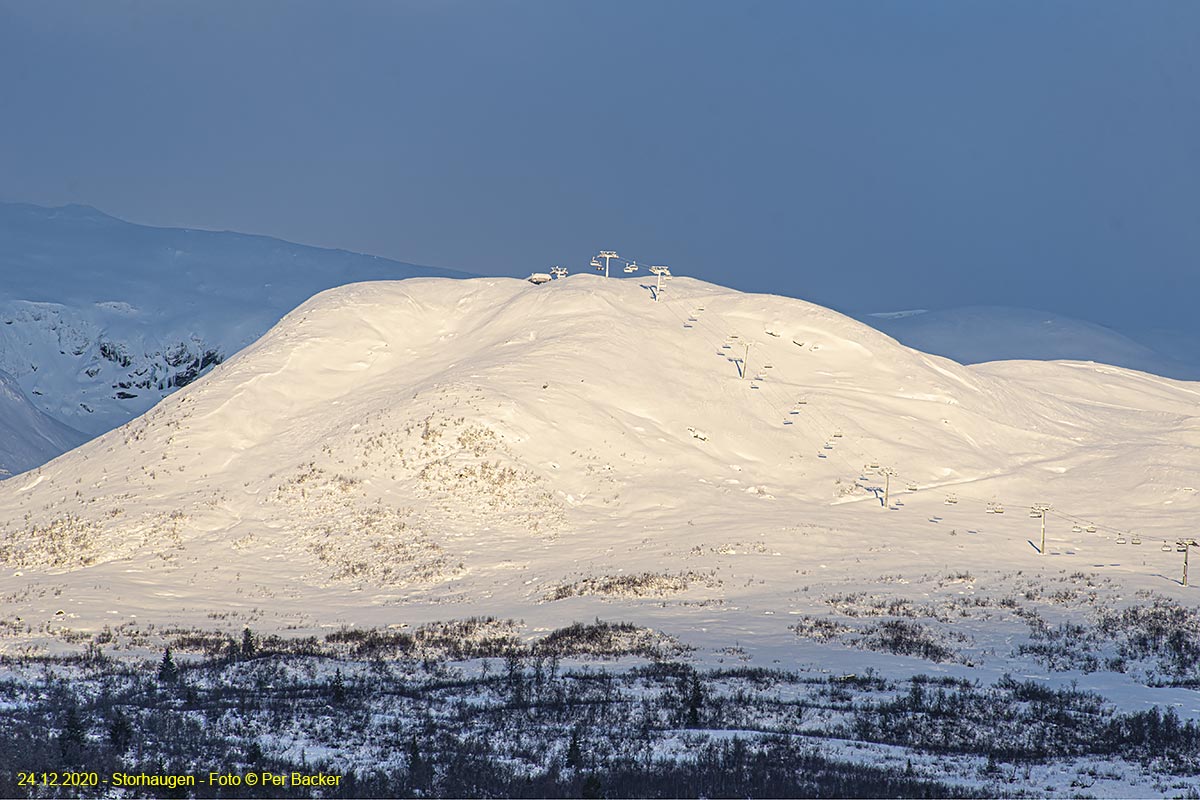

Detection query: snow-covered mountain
(0, 368), (86, 478)
(859, 305), (1200, 380)
(3, 275), (1198, 691)
(0, 202), (468, 442)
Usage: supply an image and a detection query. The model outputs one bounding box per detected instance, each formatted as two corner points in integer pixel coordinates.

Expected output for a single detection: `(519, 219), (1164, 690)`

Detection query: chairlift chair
(1085, 525), (1097, 533)
(1116, 534), (1128, 544)
(832, 430), (843, 438)
(1162, 542), (1174, 552)
(906, 482), (918, 491)
(1178, 543), (1189, 553)
(823, 442), (834, 450)
(623, 265), (638, 273)
(1131, 533), (1142, 545)
(797, 398), (808, 405)
(994, 505), (1005, 514)
(1029, 508), (1043, 518)
(1071, 525), (1083, 533)
(590, 257), (602, 268)
(945, 494), (959, 505)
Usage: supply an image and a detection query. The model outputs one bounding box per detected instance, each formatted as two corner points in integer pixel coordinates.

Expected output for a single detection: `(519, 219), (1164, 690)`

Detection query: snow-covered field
(3, 274), (1199, 795)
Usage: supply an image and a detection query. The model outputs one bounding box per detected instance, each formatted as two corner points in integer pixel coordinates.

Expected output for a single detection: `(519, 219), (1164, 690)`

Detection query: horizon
(2, 1), (1196, 340)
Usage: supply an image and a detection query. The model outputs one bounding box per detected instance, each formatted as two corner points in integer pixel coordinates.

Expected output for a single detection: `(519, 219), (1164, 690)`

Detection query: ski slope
(1, 274), (1198, 718)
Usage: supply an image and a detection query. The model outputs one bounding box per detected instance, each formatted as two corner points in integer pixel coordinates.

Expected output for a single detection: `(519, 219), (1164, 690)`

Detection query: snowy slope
(0, 368), (86, 479)
(2, 273), (1198, 695)
(0, 202), (468, 439)
(860, 305), (1200, 381)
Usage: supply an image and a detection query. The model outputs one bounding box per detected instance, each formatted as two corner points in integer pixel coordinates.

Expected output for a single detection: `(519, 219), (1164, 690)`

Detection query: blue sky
(1, 1), (1196, 335)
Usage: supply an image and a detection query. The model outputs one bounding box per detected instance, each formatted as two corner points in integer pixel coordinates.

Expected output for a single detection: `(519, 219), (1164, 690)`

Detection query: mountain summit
(2, 275), (1195, 656)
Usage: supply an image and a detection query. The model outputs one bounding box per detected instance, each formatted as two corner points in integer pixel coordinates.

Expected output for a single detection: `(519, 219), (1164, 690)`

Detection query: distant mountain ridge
(0, 367), (85, 478)
(0, 201), (471, 450)
(858, 305), (1200, 381)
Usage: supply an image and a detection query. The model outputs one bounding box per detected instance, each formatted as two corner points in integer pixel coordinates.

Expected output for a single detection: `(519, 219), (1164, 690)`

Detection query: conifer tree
(241, 627), (256, 658)
(157, 647), (178, 683)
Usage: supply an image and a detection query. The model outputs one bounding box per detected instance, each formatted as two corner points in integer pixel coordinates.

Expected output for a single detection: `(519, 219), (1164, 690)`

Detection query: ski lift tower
(1179, 539), (1199, 586)
(649, 265), (671, 302)
(1032, 503), (1052, 554)
(880, 467), (897, 509)
(595, 251), (619, 278)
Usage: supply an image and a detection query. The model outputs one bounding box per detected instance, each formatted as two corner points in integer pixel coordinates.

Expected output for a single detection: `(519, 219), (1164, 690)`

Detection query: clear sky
(1, 1), (1196, 335)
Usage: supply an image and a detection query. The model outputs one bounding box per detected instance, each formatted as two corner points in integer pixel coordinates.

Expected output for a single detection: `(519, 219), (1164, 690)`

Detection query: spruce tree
(108, 709), (134, 753)
(566, 727), (583, 769)
(157, 647), (178, 683)
(241, 626), (256, 658)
